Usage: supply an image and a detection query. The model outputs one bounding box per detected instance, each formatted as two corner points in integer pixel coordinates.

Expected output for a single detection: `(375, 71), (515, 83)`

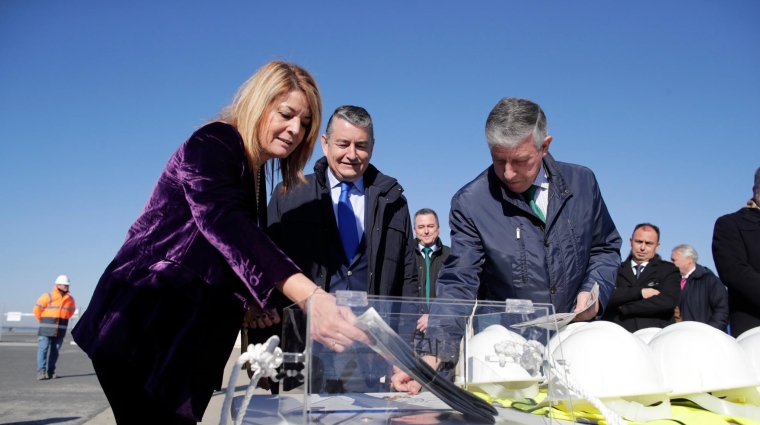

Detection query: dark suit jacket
(267, 157), (418, 298)
(413, 238), (450, 313)
(602, 254), (681, 332)
(713, 206), (760, 337)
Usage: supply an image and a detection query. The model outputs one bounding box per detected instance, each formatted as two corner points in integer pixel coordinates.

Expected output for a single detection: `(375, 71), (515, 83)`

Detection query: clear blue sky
(1, 1), (758, 313)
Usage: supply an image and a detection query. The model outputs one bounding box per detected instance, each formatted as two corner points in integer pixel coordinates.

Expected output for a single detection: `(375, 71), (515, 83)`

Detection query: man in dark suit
(412, 208), (450, 333)
(602, 223), (681, 332)
(266, 105), (418, 392)
(713, 166), (760, 337)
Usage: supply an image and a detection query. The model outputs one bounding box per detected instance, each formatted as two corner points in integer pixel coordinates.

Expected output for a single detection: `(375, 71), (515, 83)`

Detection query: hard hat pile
(547, 321), (672, 423)
(632, 326), (661, 344)
(648, 321), (760, 418)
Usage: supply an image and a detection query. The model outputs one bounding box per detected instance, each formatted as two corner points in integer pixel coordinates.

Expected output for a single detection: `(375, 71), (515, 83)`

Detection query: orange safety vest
(34, 287), (76, 337)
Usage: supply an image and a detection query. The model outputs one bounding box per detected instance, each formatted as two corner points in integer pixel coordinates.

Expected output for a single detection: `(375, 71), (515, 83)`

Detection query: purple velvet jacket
(72, 122), (300, 421)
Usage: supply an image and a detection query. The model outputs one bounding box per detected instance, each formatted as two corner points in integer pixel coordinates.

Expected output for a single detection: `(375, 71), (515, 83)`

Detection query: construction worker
(34, 275), (76, 380)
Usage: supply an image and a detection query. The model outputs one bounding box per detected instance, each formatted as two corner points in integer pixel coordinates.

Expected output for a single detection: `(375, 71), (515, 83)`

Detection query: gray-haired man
(670, 244), (728, 332)
(392, 97), (622, 393)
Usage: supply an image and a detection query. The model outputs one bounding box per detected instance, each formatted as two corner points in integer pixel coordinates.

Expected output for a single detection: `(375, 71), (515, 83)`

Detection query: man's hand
(390, 356), (439, 394)
(641, 288), (660, 299)
(243, 304), (280, 329)
(416, 314), (429, 332)
(572, 291), (599, 322)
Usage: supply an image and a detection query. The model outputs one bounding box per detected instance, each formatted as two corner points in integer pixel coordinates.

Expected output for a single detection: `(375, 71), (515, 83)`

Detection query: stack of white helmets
(547, 321), (672, 423)
(460, 324), (544, 399)
(648, 321), (760, 418)
(737, 327), (760, 389)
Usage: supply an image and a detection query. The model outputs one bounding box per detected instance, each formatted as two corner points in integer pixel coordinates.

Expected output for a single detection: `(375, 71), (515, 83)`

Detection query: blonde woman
(73, 61), (366, 424)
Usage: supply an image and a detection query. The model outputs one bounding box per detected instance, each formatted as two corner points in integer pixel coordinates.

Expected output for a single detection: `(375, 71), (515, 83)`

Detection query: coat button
(550, 287), (557, 294)
(347, 271), (353, 276)
(544, 240), (550, 247)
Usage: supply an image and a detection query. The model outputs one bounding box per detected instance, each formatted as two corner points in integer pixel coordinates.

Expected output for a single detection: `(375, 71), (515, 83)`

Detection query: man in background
(602, 224), (681, 332)
(34, 275), (76, 380)
(412, 208), (450, 333)
(712, 166), (760, 337)
(670, 244), (728, 332)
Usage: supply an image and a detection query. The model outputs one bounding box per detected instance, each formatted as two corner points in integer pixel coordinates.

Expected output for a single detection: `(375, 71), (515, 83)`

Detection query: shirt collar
(683, 266), (696, 279)
(631, 259), (649, 269)
(532, 162), (549, 189)
(419, 243), (438, 252)
(327, 167), (365, 194)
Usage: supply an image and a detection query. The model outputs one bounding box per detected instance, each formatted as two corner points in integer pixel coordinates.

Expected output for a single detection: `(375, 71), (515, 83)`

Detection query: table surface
(232, 392), (577, 425)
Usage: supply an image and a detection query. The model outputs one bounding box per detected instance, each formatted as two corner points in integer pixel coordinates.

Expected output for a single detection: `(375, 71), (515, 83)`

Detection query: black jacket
(602, 254), (681, 332)
(712, 206), (760, 337)
(267, 157), (418, 298)
(413, 238), (450, 313)
(679, 264), (729, 332)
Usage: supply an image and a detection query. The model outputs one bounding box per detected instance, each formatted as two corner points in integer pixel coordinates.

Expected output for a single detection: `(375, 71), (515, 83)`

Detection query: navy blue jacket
(680, 264), (729, 332)
(426, 153), (621, 355)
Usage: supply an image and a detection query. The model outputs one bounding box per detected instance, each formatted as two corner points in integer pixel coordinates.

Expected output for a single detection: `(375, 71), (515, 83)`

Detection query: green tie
(423, 247), (432, 306)
(523, 185), (546, 223)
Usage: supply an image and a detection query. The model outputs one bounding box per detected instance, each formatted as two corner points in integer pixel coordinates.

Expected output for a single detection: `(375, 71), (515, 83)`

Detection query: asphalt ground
(0, 332), (260, 425)
(0, 332), (108, 425)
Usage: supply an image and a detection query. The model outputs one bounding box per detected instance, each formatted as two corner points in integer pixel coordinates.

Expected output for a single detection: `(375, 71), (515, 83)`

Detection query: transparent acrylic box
(268, 290), (572, 425)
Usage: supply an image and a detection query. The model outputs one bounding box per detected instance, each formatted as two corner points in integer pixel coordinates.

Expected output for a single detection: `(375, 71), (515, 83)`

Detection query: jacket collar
(488, 152), (572, 219)
(689, 264), (710, 280)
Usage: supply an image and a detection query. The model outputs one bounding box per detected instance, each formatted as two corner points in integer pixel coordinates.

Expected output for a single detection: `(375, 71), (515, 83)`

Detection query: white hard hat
(736, 330), (760, 381)
(54, 275), (70, 286)
(546, 322), (588, 358)
(462, 325), (543, 399)
(648, 321), (760, 417)
(633, 327), (661, 345)
(737, 326), (760, 343)
(548, 321), (672, 422)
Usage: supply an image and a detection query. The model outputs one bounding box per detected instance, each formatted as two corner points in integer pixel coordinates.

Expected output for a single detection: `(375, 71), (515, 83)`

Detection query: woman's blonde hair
(219, 61), (322, 192)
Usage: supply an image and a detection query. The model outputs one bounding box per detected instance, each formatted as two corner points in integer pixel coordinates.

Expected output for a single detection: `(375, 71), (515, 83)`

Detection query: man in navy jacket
(392, 98), (621, 393)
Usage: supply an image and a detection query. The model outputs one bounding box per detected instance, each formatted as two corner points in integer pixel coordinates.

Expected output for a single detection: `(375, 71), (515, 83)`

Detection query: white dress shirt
(327, 167), (365, 237)
(630, 260), (650, 277)
(418, 243), (438, 254)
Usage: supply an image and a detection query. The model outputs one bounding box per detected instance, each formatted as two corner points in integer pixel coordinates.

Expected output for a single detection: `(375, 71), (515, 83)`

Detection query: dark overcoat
(712, 206), (760, 337)
(603, 254), (681, 332)
(679, 264), (729, 332)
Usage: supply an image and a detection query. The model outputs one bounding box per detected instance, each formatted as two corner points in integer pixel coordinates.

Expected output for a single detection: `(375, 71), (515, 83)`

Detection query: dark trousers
(92, 355), (196, 425)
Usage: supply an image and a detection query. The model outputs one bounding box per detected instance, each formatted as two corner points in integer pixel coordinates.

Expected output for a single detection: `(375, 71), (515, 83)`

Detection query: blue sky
(1, 1), (758, 313)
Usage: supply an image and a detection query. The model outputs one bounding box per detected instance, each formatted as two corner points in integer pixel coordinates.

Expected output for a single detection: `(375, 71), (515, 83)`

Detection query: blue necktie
(338, 182), (359, 261)
(635, 264), (643, 279)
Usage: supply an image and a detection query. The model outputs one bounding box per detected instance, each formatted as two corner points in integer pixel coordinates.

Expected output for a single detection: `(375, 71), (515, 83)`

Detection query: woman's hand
(275, 273), (370, 352)
(307, 291), (370, 352)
